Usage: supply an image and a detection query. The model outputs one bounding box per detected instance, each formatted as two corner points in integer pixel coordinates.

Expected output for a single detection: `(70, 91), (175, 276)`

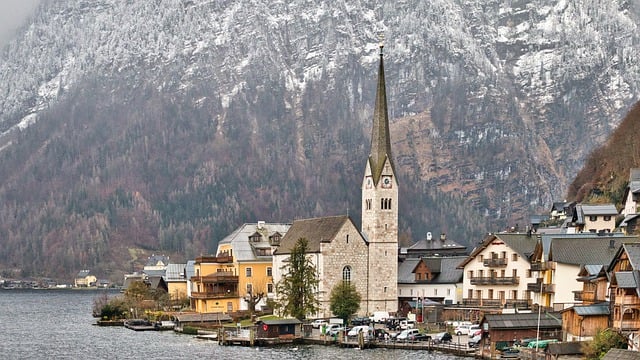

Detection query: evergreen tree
(275, 238), (319, 320)
(329, 280), (361, 323)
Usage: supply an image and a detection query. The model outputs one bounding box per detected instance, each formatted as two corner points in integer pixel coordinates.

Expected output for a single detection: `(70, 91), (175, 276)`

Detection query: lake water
(0, 289), (467, 359)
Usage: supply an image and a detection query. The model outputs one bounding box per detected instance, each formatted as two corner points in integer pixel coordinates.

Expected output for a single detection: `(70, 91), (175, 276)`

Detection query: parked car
(468, 333), (482, 348)
(351, 317), (371, 326)
(454, 324), (471, 335)
(410, 333), (431, 342)
(347, 325), (372, 338)
(399, 319), (416, 330)
(433, 332), (453, 343)
(311, 319), (328, 328)
(395, 328), (420, 342)
(325, 324), (345, 336)
(469, 325), (482, 338)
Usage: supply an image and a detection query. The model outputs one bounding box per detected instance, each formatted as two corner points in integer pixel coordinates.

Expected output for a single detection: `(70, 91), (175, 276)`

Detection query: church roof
(273, 215), (360, 255)
(368, 45), (396, 184)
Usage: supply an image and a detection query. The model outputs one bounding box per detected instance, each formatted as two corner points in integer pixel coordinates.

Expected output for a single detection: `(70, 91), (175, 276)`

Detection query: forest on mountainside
(567, 100), (640, 207)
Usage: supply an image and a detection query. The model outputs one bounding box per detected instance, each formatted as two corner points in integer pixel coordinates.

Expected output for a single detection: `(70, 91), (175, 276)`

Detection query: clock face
(382, 176), (392, 188)
(366, 177), (373, 189)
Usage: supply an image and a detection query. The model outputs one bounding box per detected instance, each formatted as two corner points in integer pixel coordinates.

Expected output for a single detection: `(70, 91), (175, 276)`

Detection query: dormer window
(249, 232), (262, 242)
(269, 232), (282, 246)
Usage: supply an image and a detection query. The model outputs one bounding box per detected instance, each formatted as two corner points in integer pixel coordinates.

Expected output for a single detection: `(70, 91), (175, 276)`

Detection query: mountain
(1, 0), (639, 282)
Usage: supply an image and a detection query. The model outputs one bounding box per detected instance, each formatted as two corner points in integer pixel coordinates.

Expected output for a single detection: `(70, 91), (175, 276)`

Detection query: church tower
(362, 44), (398, 314)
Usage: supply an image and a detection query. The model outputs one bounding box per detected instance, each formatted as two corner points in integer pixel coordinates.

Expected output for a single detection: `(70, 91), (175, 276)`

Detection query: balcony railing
(190, 272), (238, 284)
(470, 276), (520, 285)
(613, 294), (640, 306)
(530, 261), (555, 271)
(460, 298), (531, 308)
(527, 280), (555, 293)
(194, 255), (234, 264)
(483, 258), (508, 267)
(190, 291), (239, 300)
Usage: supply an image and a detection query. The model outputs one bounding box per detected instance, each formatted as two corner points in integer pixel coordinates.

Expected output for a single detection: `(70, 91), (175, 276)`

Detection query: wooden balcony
(573, 290), (595, 302)
(527, 280), (555, 293)
(190, 290), (239, 300)
(613, 294), (640, 307)
(190, 272), (238, 284)
(483, 258), (508, 267)
(530, 261), (555, 271)
(195, 255), (234, 264)
(470, 276), (519, 285)
(460, 298), (531, 308)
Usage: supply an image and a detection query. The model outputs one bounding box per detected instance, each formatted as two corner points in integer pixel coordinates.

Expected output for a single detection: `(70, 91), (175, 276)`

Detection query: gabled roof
(577, 264), (606, 282)
(612, 271), (640, 290)
(602, 348), (640, 360)
(76, 269), (91, 278)
(458, 233), (537, 269)
(547, 234), (640, 265)
(145, 254), (170, 267)
(274, 215), (361, 255)
(406, 233), (467, 253)
(398, 256), (465, 284)
(629, 168), (640, 194)
(609, 243), (640, 272)
(165, 263), (186, 281)
(551, 202), (568, 212)
(218, 222), (291, 261)
(481, 312), (562, 330)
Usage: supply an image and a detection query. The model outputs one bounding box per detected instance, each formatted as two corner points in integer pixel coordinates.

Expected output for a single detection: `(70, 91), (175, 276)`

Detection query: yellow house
(165, 263), (188, 303)
(190, 222), (290, 314)
(74, 269), (97, 287)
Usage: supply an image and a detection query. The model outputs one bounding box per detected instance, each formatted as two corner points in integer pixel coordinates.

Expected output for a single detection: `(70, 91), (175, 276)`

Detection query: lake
(0, 289), (468, 359)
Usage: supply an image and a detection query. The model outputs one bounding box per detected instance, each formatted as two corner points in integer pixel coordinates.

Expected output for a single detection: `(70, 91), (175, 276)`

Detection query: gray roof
(274, 215), (361, 255)
(398, 256), (465, 284)
(482, 312), (562, 330)
(459, 233), (537, 268)
(76, 270), (91, 278)
(145, 254), (170, 267)
(261, 319), (303, 325)
(573, 303), (610, 316)
(165, 263), (186, 281)
(624, 243), (640, 269)
(630, 168), (640, 194)
(603, 348), (640, 360)
(547, 234), (640, 265)
(620, 214), (640, 228)
(580, 204), (618, 216)
(407, 234), (467, 252)
(185, 260), (195, 279)
(613, 271), (640, 289)
(219, 222), (291, 261)
(546, 342), (583, 356)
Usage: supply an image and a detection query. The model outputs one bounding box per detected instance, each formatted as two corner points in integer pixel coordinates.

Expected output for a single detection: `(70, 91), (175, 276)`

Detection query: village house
(457, 232), (537, 310)
(74, 269), (97, 287)
(190, 221), (290, 314)
(400, 232), (467, 258)
(165, 263), (187, 304)
(568, 203), (618, 234)
(608, 243), (640, 351)
(529, 233), (640, 309)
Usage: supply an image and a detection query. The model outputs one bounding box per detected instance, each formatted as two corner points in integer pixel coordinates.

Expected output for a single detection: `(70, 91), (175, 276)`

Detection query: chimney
(609, 239), (615, 249)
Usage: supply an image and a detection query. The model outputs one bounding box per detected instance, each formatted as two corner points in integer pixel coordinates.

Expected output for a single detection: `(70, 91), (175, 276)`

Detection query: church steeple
(369, 44), (396, 185)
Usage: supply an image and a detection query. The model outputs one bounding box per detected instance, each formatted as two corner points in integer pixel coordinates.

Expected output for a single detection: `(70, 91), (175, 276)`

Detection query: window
(501, 251), (507, 259)
(512, 253), (518, 261)
(384, 286), (388, 293)
(604, 216), (612, 221)
(511, 290), (518, 299)
(512, 269), (517, 277)
(434, 289), (438, 296)
(478, 270), (484, 277)
(468, 270), (474, 278)
(488, 289), (494, 299)
(342, 266), (352, 282)
(589, 215), (597, 221)
(266, 267), (272, 277)
(527, 269), (532, 278)
(478, 255), (484, 263)
(468, 289), (473, 299)
(410, 289), (413, 296)
(267, 283), (273, 293)
(246, 267), (252, 277)
(500, 269), (506, 277)
(366, 199), (372, 210)
(381, 198), (392, 210)
(246, 283), (253, 294)
(447, 289), (451, 296)
(346, 234), (349, 244)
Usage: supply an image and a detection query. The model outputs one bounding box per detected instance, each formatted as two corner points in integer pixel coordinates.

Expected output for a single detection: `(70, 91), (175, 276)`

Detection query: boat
(124, 319), (156, 331)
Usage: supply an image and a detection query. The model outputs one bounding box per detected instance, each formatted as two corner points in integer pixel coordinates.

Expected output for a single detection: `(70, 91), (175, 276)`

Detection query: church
(272, 44), (399, 318)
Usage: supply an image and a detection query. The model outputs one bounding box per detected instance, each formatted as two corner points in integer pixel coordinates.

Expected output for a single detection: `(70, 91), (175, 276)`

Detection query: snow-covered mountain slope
(0, 0), (639, 279)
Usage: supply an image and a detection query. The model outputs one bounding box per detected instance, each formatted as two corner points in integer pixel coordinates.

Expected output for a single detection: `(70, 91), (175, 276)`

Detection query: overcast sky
(0, 0), (40, 48)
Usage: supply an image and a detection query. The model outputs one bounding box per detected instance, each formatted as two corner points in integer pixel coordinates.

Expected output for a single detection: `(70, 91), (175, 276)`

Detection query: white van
(370, 311), (390, 323)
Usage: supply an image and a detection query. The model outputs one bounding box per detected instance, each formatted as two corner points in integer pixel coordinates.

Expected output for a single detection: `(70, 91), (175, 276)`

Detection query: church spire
(369, 43), (395, 184)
